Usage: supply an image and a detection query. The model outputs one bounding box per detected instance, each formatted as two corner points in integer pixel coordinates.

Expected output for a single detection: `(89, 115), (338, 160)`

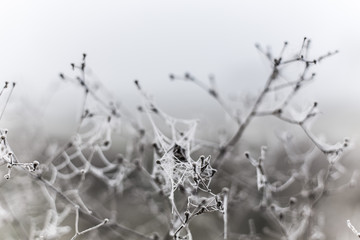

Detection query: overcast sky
(0, 0), (360, 135)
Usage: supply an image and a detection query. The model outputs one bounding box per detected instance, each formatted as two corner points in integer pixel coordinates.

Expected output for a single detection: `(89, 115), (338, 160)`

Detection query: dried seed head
(152, 232), (160, 240)
(33, 161), (39, 170)
(289, 197), (297, 205)
(222, 187), (229, 194)
(116, 154), (124, 164)
(134, 80), (140, 89)
(184, 210), (190, 223)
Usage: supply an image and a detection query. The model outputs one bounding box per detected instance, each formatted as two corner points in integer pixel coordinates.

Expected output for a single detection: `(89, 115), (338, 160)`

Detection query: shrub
(0, 39), (355, 240)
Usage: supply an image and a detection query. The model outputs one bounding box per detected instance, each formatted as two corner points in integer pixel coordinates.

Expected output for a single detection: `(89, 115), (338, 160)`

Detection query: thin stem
(0, 82), (15, 121)
(214, 71), (275, 168)
(27, 172), (152, 240)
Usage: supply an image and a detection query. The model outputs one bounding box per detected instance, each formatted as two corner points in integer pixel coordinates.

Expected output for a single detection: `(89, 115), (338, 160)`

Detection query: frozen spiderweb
(32, 57), (137, 239)
(138, 84), (227, 239)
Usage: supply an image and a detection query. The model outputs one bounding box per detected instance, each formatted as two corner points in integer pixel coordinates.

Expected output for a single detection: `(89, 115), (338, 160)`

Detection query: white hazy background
(0, 1), (359, 108)
(0, 1), (359, 142)
(1, 1), (360, 238)
(1, 1), (359, 133)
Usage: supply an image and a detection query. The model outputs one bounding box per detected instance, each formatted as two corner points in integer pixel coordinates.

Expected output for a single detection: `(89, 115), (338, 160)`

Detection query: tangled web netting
(28, 58), (139, 239)
(139, 86), (227, 239)
(43, 79), (136, 205)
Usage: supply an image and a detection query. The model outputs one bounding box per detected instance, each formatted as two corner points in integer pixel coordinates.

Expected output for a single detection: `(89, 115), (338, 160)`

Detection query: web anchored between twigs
(135, 80), (229, 239)
(27, 55), (150, 239)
